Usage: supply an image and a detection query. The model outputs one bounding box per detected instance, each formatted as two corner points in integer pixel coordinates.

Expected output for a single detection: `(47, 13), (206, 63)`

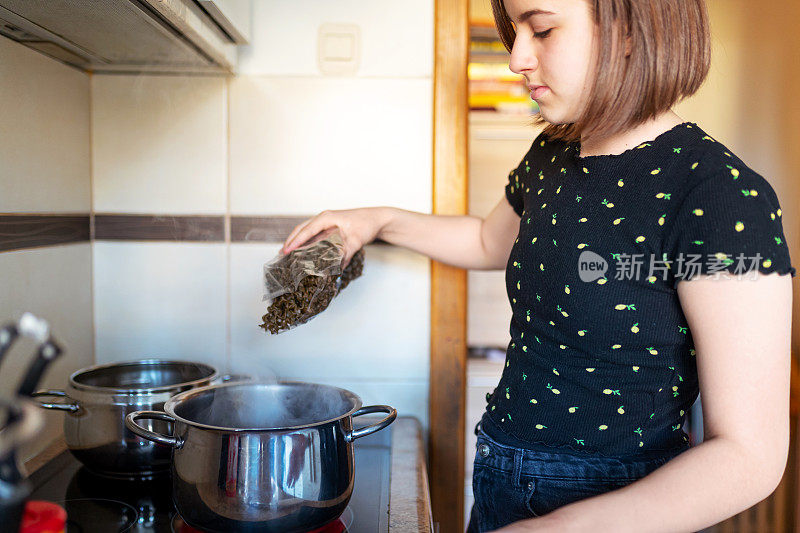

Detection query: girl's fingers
(285, 221), (324, 253)
(282, 219), (313, 252)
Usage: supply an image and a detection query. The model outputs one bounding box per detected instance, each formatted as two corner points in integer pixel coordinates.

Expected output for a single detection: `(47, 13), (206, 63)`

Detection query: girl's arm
(497, 271), (793, 533)
(378, 195), (520, 270)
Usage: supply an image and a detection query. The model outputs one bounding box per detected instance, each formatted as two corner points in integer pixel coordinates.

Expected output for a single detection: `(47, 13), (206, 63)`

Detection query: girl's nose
(508, 34), (538, 75)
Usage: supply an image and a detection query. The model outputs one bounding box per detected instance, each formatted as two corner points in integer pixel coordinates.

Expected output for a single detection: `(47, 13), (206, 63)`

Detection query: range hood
(0, 0), (250, 73)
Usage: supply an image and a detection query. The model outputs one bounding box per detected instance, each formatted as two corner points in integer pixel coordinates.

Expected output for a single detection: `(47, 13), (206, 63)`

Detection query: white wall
(91, 0), (435, 429)
(0, 36), (93, 460)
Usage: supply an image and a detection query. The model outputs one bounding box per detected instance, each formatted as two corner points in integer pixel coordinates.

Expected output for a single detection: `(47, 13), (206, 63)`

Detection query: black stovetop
(26, 424), (391, 533)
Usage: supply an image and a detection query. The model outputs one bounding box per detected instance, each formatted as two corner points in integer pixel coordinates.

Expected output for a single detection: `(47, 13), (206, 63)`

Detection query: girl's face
(503, 0), (597, 125)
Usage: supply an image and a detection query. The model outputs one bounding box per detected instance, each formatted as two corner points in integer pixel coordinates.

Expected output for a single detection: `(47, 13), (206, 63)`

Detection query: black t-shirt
(483, 121), (796, 459)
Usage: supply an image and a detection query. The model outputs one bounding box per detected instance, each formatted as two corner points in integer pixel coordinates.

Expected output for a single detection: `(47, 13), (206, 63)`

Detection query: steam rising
(196, 374), (356, 430)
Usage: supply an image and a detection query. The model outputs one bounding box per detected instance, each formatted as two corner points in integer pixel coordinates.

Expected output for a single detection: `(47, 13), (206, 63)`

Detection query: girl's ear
(624, 31), (632, 57)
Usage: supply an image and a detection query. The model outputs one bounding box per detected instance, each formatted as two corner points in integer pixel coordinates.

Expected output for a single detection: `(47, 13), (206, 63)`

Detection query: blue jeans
(466, 420), (691, 532)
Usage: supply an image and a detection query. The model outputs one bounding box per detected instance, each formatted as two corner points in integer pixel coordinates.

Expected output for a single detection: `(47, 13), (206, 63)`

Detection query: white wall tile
(229, 243), (430, 381)
(93, 242), (227, 368)
(237, 0), (433, 78)
(229, 76), (432, 215)
(91, 75), (228, 214)
(0, 37), (90, 213)
(467, 270), (512, 348)
(0, 244), (94, 460)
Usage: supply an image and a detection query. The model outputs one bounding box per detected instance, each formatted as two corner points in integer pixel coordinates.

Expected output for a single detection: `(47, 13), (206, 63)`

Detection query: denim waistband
(474, 415), (690, 482)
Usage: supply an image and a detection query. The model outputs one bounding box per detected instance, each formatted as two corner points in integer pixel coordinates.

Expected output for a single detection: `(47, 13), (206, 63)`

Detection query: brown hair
(490, 0), (711, 145)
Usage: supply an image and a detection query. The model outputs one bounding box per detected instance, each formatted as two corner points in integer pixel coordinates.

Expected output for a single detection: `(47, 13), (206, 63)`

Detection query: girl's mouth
(530, 86), (549, 100)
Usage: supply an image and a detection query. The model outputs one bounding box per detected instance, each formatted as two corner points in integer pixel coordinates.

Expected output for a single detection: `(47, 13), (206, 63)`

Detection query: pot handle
(346, 405), (397, 442)
(30, 390), (80, 413)
(125, 411), (183, 449)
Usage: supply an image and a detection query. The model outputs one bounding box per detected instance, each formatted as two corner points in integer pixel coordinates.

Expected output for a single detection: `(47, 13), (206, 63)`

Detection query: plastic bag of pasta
(259, 227), (365, 334)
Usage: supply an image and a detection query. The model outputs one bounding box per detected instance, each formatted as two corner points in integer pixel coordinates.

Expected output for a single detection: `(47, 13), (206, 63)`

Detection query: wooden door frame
(430, 0), (469, 531)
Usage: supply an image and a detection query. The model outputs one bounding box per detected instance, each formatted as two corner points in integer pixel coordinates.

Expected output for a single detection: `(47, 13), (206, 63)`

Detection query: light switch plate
(318, 23), (360, 76)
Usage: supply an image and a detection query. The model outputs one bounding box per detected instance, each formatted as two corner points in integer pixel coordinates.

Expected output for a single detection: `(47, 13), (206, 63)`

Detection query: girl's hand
(280, 207), (388, 267)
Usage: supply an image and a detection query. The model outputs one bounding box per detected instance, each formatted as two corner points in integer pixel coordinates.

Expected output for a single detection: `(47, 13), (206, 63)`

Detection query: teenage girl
(280, 0), (796, 531)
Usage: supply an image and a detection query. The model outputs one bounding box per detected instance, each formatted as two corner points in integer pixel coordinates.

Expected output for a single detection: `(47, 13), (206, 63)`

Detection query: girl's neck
(577, 110), (686, 158)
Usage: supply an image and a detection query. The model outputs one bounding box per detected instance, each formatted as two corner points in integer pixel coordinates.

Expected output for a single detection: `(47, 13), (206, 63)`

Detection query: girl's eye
(534, 28), (552, 39)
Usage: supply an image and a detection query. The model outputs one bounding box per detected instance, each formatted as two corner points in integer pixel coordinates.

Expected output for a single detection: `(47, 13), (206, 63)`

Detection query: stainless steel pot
(32, 359), (221, 478)
(126, 381), (396, 533)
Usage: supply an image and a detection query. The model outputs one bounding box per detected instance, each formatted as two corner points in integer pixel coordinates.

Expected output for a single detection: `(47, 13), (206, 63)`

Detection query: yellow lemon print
(655, 192), (666, 199)
(583, 167), (589, 174)
(611, 344), (621, 349)
(535, 424), (546, 429)
(551, 389), (560, 394)
(730, 168), (739, 178)
(680, 409), (685, 416)
(750, 189), (757, 196)
(614, 304), (628, 310)
(617, 406), (625, 414)
(693, 208), (704, 216)
(540, 263), (544, 271)
(577, 243), (588, 249)
(578, 330), (586, 336)
(613, 218), (624, 225)
(559, 344), (567, 350)
(517, 281), (521, 290)
(763, 258), (773, 268)
(647, 276), (656, 283)
(632, 366), (639, 372)
(777, 208), (782, 216)
(532, 237), (538, 243)
(735, 221), (744, 232)
(651, 168), (661, 175)
(598, 425), (608, 431)
(691, 162), (698, 170)
(586, 368), (595, 372)
(568, 407), (578, 413)
(565, 285), (570, 294)
(553, 368), (560, 375)
(540, 140), (545, 146)
(530, 398), (537, 404)
(714, 252), (728, 261)
(648, 347), (658, 355)
(579, 217), (588, 222)
(602, 389), (614, 395)
(631, 323), (639, 333)
(635, 235), (645, 243)
(770, 212), (776, 220)
(606, 202), (615, 208)
(522, 345), (527, 352)
(639, 441), (644, 447)
(617, 179), (624, 187)
(596, 278), (607, 285)
(658, 214), (665, 226)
